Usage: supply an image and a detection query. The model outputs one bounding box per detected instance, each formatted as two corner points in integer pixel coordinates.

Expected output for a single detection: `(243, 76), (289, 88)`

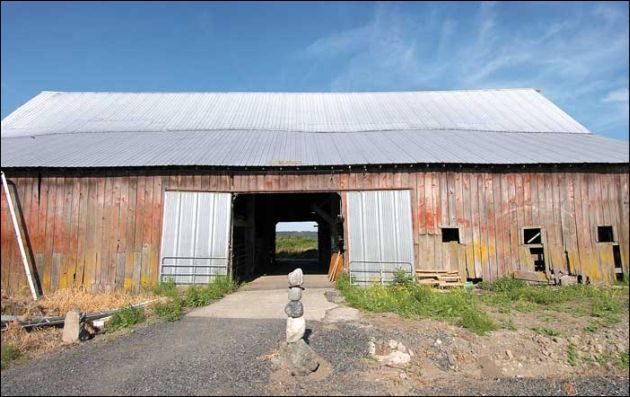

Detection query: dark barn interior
(231, 192), (342, 280)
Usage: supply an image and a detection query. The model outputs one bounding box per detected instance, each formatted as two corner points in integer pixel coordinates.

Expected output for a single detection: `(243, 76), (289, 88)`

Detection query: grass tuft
(567, 343), (578, 367)
(1, 343), (20, 369)
(531, 327), (563, 337)
(153, 300), (183, 322)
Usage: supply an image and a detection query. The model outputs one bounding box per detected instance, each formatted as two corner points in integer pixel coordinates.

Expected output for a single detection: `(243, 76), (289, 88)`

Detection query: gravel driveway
(1, 317), (286, 396)
(2, 315), (628, 396)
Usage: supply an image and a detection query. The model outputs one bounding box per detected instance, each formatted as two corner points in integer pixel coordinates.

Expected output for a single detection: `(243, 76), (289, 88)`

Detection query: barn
(1, 89), (628, 295)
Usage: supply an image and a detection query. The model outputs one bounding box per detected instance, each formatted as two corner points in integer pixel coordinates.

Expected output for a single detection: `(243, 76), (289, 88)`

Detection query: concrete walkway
(187, 287), (337, 321)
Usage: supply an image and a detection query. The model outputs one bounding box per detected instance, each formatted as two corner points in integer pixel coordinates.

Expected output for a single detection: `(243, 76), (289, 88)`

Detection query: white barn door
(347, 190), (415, 285)
(159, 191), (232, 284)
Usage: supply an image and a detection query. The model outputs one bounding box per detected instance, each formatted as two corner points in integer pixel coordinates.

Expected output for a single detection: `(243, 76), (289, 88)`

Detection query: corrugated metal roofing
(1, 89), (628, 168)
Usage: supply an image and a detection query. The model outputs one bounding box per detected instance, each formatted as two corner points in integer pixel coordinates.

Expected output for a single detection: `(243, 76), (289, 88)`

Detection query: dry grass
(2, 321), (62, 359)
(1, 288), (157, 368)
(2, 288), (155, 319)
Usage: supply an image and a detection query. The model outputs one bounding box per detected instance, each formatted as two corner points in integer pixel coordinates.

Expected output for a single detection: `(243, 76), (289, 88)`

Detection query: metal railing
(160, 256), (228, 285)
(348, 260), (413, 286)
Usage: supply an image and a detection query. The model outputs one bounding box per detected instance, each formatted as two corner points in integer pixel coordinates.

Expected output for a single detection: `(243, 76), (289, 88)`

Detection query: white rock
(379, 351), (411, 367)
(286, 316), (306, 343)
(388, 339), (399, 349)
(62, 310), (81, 344)
(505, 349), (513, 359)
(368, 341), (376, 356)
(288, 268), (304, 287)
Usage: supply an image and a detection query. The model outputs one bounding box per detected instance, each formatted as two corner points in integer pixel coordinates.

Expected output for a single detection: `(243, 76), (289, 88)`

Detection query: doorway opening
(275, 222), (319, 274)
(231, 192), (342, 281)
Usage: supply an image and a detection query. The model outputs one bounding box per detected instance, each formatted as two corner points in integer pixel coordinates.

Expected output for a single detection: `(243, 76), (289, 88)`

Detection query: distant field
(276, 233), (317, 258)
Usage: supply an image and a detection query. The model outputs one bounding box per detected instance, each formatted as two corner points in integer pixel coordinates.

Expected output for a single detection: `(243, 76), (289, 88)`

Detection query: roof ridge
(38, 88), (541, 95)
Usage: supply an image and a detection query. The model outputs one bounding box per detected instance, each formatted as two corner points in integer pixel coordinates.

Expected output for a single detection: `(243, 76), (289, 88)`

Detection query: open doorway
(231, 192), (342, 281)
(275, 221), (319, 274)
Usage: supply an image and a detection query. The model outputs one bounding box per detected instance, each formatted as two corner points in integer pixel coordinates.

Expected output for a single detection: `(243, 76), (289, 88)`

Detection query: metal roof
(1, 90), (628, 168)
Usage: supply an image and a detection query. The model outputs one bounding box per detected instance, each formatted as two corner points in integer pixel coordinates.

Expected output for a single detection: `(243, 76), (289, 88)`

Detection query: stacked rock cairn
(279, 268), (321, 376)
(285, 268), (306, 342)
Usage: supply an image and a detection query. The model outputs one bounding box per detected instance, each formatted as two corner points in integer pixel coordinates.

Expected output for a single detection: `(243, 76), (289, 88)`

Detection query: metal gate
(347, 190), (415, 285)
(159, 191), (232, 284)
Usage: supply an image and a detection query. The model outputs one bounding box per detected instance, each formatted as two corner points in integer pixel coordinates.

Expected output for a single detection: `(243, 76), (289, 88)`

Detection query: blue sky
(1, 1), (628, 140)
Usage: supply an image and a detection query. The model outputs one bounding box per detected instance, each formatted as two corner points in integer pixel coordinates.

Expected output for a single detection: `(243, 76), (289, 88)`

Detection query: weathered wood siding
(1, 167), (628, 294)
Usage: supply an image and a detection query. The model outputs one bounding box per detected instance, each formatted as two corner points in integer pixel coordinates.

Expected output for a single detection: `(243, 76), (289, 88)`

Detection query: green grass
(336, 273), (497, 335)
(153, 278), (179, 298)
(479, 277), (629, 323)
(153, 300), (183, 322)
(275, 235), (317, 255)
(106, 305), (146, 332)
(567, 343), (578, 367)
(618, 350), (629, 369)
(501, 318), (518, 331)
(531, 327), (563, 337)
(184, 276), (238, 307)
(1, 344), (20, 369)
(153, 276), (238, 322)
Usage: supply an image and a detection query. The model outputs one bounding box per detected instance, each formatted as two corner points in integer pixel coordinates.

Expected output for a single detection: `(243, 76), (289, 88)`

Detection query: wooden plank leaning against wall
(1, 166), (628, 295)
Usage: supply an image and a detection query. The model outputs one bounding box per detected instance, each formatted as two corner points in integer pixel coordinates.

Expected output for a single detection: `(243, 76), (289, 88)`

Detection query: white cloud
(296, 2), (629, 138)
(603, 88), (630, 103)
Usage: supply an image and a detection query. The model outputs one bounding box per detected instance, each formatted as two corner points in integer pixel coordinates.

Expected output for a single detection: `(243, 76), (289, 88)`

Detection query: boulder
(279, 339), (320, 376)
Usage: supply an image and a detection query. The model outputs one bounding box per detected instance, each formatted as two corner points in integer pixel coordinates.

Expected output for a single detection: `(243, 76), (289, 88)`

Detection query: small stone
(434, 339), (443, 347)
(288, 287), (302, 301)
(62, 309), (81, 344)
(286, 316), (306, 343)
(379, 350), (411, 367)
(505, 350), (513, 359)
(285, 301), (304, 318)
(396, 342), (408, 353)
(388, 340), (399, 349)
(288, 268), (304, 287)
(399, 371), (408, 380)
(368, 341), (376, 356)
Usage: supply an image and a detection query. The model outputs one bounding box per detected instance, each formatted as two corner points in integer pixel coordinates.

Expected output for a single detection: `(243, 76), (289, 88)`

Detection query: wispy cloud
(297, 2), (629, 139)
(603, 88), (629, 104)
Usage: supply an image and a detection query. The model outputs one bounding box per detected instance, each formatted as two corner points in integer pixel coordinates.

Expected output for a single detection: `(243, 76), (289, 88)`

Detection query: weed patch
(154, 300), (183, 322)
(567, 343), (578, 367)
(531, 327), (563, 337)
(501, 318), (517, 331)
(1, 343), (20, 369)
(153, 278), (178, 298)
(618, 350), (629, 369)
(106, 305), (145, 332)
(336, 274), (496, 335)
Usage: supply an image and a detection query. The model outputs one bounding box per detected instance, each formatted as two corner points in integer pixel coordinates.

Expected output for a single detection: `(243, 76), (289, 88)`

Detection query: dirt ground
(264, 291), (629, 395)
(2, 286), (628, 395)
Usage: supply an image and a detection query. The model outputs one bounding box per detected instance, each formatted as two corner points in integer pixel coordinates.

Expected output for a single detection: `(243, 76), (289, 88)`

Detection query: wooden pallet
(416, 269), (463, 289)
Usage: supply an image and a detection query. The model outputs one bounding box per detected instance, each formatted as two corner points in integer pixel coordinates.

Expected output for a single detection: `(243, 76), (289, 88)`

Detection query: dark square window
(442, 228), (460, 243)
(597, 226), (614, 242)
(523, 228), (542, 244)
